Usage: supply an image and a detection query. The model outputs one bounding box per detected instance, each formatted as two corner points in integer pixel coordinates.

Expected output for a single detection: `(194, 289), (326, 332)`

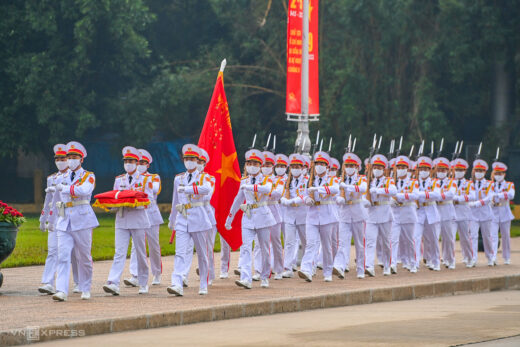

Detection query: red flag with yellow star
(198, 61), (242, 250)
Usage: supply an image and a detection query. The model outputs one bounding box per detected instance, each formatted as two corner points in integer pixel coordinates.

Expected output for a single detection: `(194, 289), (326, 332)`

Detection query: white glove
(47, 222), (54, 231)
(308, 187), (318, 193)
(346, 185), (356, 192)
(39, 221), (46, 232)
(304, 197), (314, 206)
(280, 197), (290, 206)
(178, 185), (185, 193)
(335, 197), (345, 205)
(243, 184), (254, 191)
(56, 183), (68, 192)
(369, 188), (378, 195)
(168, 220), (174, 230)
(339, 182), (348, 189)
(469, 201), (480, 208)
(45, 186), (56, 193)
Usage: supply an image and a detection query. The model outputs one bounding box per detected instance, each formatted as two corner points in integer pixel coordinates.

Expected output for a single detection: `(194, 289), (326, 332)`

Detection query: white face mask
(55, 161), (68, 171)
(315, 165), (327, 176)
(345, 167), (357, 176)
(494, 174), (504, 182)
(372, 168), (384, 178)
(184, 160), (197, 171)
(246, 165), (260, 175)
(67, 158), (81, 170)
(396, 169), (407, 178)
(137, 164), (148, 174)
(124, 163), (137, 173)
(474, 172), (485, 180)
(454, 171), (465, 179)
(419, 171), (430, 179)
(261, 167), (273, 176)
(406, 172), (412, 179)
(437, 172), (447, 179)
(329, 170), (337, 177)
(291, 168), (302, 177)
(275, 167), (286, 176)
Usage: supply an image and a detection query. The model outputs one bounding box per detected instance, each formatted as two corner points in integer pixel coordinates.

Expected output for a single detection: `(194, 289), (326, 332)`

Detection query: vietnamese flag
(198, 59), (243, 250)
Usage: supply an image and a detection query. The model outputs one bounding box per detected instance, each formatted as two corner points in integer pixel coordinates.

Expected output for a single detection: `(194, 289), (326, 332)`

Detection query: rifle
(307, 130), (320, 188)
(340, 134), (352, 199)
(414, 140), (424, 179)
(365, 134), (378, 204)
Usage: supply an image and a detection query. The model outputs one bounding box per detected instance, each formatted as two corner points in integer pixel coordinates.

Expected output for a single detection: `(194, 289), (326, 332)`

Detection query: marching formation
(37, 136), (515, 301)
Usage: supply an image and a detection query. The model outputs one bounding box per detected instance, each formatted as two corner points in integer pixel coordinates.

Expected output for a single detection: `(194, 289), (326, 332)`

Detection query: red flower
(2, 210), (8, 215)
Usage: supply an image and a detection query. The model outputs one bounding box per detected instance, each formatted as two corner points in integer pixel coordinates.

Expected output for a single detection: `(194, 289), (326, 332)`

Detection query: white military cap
(182, 144), (200, 158)
(416, 156), (433, 168)
(473, 159), (489, 171)
(122, 146), (139, 160)
(275, 154), (289, 166)
(138, 149), (153, 163)
(262, 151), (276, 165)
(313, 151), (330, 166)
(245, 149), (264, 164)
(66, 141), (87, 158)
(395, 155), (410, 167)
(53, 144), (67, 158)
(371, 154), (388, 168)
(343, 152), (361, 167)
(492, 161), (507, 172)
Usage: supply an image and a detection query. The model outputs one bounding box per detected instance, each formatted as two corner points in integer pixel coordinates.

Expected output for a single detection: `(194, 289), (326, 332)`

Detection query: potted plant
(0, 201), (25, 288)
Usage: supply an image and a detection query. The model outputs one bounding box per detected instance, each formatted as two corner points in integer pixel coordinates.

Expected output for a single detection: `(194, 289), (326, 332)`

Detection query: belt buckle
(315, 201), (321, 206)
(66, 202), (73, 208)
(185, 203), (191, 209)
(251, 203), (258, 209)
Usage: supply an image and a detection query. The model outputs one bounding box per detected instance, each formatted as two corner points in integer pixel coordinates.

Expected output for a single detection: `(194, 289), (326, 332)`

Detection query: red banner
(198, 71), (243, 251)
(286, 0), (319, 116)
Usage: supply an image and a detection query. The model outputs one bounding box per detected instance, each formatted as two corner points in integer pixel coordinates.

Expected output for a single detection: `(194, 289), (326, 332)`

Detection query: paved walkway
(35, 291), (520, 347)
(1, 239), (519, 345)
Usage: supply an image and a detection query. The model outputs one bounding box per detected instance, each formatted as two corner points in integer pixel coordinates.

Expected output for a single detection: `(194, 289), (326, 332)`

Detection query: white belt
(421, 202), (436, 207)
(494, 202), (508, 207)
(372, 201), (392, 206)
(313, 200), (335, 206)
(454, 201), (469, 206)
(267, 201), (279, 206)
(396, 202), (416, 207)
(240, 202), (268, 217)
(56, 200), (90, 217)
(437, 200), (453, 206)
(344, 199), (364, 206)
(175, 202), (209, 217)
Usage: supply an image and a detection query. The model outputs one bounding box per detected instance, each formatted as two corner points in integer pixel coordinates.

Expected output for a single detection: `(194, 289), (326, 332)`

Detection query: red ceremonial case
(92, 190), (150, 212)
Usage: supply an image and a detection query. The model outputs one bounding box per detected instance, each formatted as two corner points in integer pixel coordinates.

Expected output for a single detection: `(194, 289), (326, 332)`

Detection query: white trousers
(107, 228), (148, 287)
(470, 220), (495, 262)
(129, 224), (162, 278)
(440, 220), (456, 265)
(254, 223), (283, 275)
(41, 231), (79, 286)
(240, 227), (271, 282)
(396, 222), (416, 268)
(390, 222), (400, 267)
(301, 223), (334, 277)
(457, 220), (473, 262)
(493, 221), (511, 261)
(414, 222), (440, 268)
(333, 221), (365, 275)
(220, 234), (231, 273)
(56, 227), (93, 294)
(283, 223), (306, 271)
(366, 222), (392, 270)
(171, 229), (209, 290)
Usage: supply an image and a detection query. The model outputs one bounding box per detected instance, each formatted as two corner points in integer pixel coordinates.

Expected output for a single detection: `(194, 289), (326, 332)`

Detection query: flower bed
(0, 201), (25, 226)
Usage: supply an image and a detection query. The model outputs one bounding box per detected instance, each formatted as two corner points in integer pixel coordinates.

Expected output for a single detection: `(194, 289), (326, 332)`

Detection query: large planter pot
(0, 221), (19, 288)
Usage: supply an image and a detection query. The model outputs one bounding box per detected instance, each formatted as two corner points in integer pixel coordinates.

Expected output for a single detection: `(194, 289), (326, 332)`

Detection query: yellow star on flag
(216, 152), (241, 187)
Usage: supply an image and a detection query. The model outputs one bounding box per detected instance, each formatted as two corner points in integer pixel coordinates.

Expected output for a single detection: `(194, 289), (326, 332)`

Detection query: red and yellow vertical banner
(286, 0), (319, 116)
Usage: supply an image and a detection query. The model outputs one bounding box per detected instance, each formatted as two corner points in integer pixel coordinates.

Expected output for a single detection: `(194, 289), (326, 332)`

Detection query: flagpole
(296, 0), (311, 155)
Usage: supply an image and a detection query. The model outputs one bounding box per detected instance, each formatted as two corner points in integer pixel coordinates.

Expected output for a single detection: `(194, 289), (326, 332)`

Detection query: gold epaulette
(116, 173), (125, 178)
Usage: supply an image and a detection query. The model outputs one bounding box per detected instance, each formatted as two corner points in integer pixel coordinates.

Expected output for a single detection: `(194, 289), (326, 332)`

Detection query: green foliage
(1, 0), (519, 161)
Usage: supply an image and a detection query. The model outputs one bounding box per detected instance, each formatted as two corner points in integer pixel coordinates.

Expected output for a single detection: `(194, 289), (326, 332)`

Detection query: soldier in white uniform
(433, 157), (458, 269)
(52, 141), (99, 301)
(333, 152), (367, 279)
(451, 158), (476, 267)
(364, 154), (397, 277)
(391, 155), (419, 273)
(252, 151), (285, 280)
(414, 156), (442, 271)
(280, 154), (308, 277)
(38, 144), (80, 295)
(167, 144), (212, 296)
(491, 162), (515, 264)
(103, 146), (152, 296)
(125, 149), (163, 287)
(469, 159), (496, 266)
(298, 151), (339, 282)
(226, 149), (276, 289)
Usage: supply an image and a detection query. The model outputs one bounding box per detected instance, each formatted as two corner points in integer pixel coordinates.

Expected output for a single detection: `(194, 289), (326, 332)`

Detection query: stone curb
(2, 274), (519, 346)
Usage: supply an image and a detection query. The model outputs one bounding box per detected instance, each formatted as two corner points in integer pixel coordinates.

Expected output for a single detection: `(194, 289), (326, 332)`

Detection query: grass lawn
(2, 216), (519, 268)
(1, 214), (222, 268)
